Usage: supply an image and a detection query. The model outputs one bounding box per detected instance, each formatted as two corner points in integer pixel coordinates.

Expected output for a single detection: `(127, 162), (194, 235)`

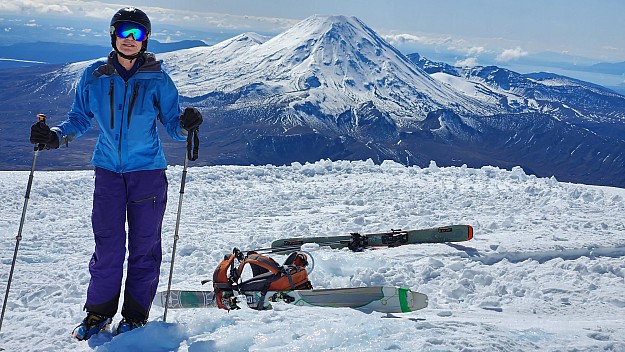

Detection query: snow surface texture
(1, 160), (624, 351)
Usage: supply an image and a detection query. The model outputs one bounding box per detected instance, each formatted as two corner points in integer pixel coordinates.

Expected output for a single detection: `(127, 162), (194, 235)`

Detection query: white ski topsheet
(156, 286), (428, 313)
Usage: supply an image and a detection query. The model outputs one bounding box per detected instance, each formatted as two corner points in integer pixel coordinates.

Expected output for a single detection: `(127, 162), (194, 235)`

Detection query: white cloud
(0, 3), (20, 12)
(0, 1), (296, 33)
(383, 33), (453, 47)
(455, 57), (479, 67)
(0, 1), (72, 15)
(466, 46), (485, 56)
(496, 47), (528, 62)
(80, 6), (120, 20)
(383, 33), (497, 60)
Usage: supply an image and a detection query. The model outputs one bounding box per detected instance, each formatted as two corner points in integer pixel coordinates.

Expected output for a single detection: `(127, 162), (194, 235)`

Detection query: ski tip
(467, 225), (474, 241)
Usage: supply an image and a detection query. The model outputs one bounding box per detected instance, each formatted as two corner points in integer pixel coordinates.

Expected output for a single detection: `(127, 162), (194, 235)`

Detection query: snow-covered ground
(1, 159), (624, 351)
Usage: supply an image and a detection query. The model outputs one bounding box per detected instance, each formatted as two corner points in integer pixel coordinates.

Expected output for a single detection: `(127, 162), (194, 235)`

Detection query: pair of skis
(155, 225), (473, 314)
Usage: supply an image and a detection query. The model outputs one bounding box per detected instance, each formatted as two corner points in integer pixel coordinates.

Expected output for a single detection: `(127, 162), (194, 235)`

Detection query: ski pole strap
(186, 128), (199, 161)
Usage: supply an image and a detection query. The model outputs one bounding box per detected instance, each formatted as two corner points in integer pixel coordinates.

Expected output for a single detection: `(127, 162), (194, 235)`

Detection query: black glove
(180, 107), (203, 132)
(30, 121), (59, 150)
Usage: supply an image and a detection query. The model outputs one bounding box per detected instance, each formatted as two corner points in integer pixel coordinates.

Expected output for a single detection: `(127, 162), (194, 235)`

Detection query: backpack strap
(212, 248), (245, 309)
(237, 252), (282, 277)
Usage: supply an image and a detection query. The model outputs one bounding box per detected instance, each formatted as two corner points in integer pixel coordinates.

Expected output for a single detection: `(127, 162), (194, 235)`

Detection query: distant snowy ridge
(410, 53), (625, 126)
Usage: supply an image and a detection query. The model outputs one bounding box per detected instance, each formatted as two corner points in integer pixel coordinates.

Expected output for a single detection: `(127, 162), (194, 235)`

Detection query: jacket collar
(94, 51), (162, 78)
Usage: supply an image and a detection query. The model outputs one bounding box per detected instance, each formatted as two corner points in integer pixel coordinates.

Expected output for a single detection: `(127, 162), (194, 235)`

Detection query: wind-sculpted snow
(1, 160), (624, 351)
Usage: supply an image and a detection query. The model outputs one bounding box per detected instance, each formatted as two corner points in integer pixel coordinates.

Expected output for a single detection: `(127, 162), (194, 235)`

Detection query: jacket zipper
(109, 80), (115, 129)
(127, 83), (140, 129)
(131, 196), (157, 209)
(117, 81), (129, 170)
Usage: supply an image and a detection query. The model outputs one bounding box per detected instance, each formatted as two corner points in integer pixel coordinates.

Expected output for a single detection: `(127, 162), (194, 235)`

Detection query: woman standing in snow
(28, 7), (202, 340)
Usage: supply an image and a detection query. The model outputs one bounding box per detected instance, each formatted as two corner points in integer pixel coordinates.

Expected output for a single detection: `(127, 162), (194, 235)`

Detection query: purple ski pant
(85, 167), (168, 321)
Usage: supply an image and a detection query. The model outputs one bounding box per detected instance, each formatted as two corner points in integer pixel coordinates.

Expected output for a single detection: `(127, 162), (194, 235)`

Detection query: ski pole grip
(35, 113), (48, 151)
(36, 114), (48, 130)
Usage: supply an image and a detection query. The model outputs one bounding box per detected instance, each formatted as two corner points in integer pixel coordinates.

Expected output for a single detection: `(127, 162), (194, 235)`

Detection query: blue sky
(139, 0), (624, 62)
(1, 0), (624, 63)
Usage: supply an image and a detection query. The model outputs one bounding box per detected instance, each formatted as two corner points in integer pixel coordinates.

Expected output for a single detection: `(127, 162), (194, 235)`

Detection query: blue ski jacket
(53, 52), (187, 173)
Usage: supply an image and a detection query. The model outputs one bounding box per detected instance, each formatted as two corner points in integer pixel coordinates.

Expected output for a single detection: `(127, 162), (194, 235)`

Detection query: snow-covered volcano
(161, 15), (495, 126)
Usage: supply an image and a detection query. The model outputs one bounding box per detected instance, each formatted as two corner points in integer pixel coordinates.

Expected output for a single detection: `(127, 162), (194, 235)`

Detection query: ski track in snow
(1, 159), (624, 351)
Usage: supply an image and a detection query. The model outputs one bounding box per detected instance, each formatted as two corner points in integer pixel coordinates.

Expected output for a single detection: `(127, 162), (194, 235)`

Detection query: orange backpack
(211, 248), (313, 310)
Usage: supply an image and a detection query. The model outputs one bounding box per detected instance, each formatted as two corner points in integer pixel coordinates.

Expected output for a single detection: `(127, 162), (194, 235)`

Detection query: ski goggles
(111, 21), (149, 41)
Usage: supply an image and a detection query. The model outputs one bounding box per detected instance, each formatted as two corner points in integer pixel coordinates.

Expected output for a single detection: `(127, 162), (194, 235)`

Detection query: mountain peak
(270, 14), (377, 48)
(290, 14), (360, 30)
(162, 14), (492, 121)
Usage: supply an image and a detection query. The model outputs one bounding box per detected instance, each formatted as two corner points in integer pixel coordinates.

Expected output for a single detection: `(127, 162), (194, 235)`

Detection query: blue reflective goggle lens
(114, 22), (148, 41)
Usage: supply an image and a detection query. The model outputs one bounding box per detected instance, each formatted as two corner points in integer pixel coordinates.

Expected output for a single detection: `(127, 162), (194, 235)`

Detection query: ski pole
(0, 114), (47, 333)
(163, 128), (199, 322)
